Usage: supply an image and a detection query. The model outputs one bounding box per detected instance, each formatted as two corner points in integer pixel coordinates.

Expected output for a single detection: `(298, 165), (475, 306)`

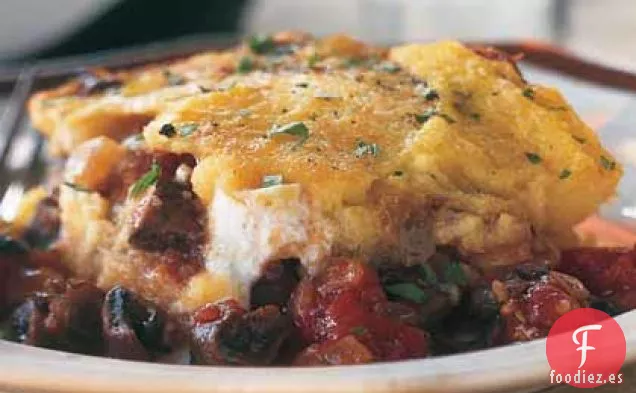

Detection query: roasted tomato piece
(294, 335), (374, 366)
(102, 286), (179, 361)
(559, 247), (636, 310)
(190, 301), (291, 366)
(291, 258), (429, 362)
(493, 270), (588, 342)
(10, 280), (104, 355)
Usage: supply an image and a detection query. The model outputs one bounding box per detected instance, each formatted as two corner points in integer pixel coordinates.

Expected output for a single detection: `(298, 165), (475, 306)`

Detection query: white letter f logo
(572, 324), (603, 368)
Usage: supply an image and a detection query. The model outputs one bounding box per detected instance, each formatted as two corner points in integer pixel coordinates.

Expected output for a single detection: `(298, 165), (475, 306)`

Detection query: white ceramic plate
(0, 309), (634, 393)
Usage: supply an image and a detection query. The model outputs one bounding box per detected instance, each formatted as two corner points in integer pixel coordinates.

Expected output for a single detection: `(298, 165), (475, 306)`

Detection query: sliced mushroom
(190, 301), (291, 366)
(102, 286), (177, 361)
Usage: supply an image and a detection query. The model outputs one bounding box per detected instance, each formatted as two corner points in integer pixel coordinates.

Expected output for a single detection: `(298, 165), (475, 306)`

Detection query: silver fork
(0, 67), (45, 222)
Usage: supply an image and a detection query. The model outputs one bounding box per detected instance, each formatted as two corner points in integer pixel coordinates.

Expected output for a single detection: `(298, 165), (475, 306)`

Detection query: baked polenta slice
(21, 33), (620, 312)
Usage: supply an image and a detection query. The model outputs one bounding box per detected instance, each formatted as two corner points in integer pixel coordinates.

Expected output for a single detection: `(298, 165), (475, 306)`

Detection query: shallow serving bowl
(1, 38), (636, 393)
(0, 290), (635, 393)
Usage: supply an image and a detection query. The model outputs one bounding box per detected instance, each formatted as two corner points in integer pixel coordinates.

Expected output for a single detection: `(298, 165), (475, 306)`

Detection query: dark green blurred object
(31, 0), (248, 59)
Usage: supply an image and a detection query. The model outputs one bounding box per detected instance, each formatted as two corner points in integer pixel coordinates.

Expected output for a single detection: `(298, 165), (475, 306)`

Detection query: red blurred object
(291, 258), (428, 363)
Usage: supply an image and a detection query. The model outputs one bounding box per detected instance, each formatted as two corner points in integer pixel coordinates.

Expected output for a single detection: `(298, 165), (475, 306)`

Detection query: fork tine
(0, 67), (36, 168)
(0, 67), (37, 222)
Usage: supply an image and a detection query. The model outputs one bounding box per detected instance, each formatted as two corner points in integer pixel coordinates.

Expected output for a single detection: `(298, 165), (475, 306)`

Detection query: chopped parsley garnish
(525, 152), (542, 164)
(248, 34), (275, 54)
(600, 155), (616, 171)
(522, 87), (535, 99)
(163, 70), (186, 86)
(384, 283), (429, 304)
(262, 174), (283, 188)
(415, 108), (437, 124)
(559, 169), (572, 180)
(415, 108), (455, 124)
(350, 326), (368, 336)
(418, 264), (438, 285)
(159, 123), (176, 137)
(295, 82), (309, 88)
(377, 61), (401, 73)
(179, 123), (199, 137)
(237, 56), (254, 74)
(130, 162), (161, 197)
(63, 182), (91, 193)
(343, 57), (364, 68)
(470, 113), (481, 121)
(268, 121), (310, 146)
(392, 170), (404, 177)
(443, 261), (467, 286)
(415, 85), (439, 101)
(307, 53), (320, 68)
(354, 140), (380, 158)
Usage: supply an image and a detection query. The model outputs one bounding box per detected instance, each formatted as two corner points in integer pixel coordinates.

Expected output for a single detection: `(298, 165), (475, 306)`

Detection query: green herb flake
(415, 85), (439, 101)
(350, 326), (368, 336)
(600, 155), (616, 171)
(248, 34), (275, 54)
(525, 152), (542, 164)
(415, 108), (455, 124)
(262, 174), (283, 188)
(307, 53), (320, 68)
(522, 87), (535, 99)
(392, 170), (404, 177)
(354, 140), (380, 158)
(237, 56), (254, 74)
(377, 61), (401, 73)
(130, 162), (161, 197)
(384, 283), (429, 304)
(559, 169), (572, 180)
(343, 57), (364, 68)
(178, 123), (199, 137)
(415, 108), (437, 124)
(63, 182), (91, 193)
(443, 262), (467, 286)
(268, 121), (310, 146)
(163, 70), (186, 86)
(470, 113), (481, 121)
(159, 123), (176, 138)
(418, 264), (438, 285)
(295, 82), (309, 88)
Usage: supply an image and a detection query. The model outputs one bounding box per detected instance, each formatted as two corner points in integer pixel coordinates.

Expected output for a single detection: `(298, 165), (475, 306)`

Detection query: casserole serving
(0, 32), (633, 374)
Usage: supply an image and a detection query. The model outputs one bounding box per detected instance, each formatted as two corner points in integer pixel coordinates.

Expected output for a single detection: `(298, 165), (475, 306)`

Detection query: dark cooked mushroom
(250, 259), (300, 309)
(190, 301), (291, 366)
(9, 281), (104, 355)
(22, 195), (61, 250)
(102, 286), (177, 361)
(0, 235), (29, 312)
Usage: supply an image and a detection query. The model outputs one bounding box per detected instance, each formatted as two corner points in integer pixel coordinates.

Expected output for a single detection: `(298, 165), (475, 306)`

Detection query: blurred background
(0, 0), (635, 71)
